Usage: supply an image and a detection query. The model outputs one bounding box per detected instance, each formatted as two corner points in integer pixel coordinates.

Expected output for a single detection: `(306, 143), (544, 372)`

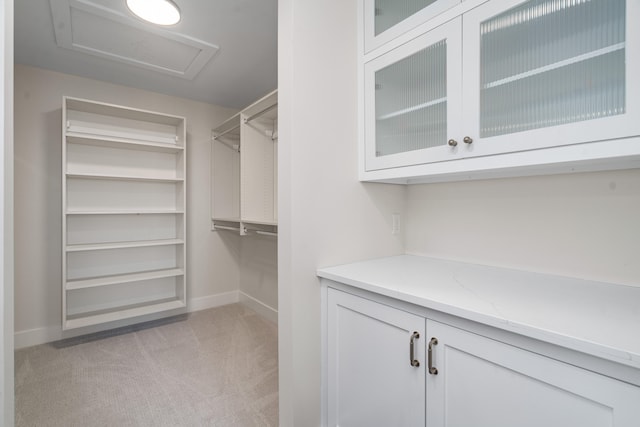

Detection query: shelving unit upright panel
(62, 96), (186, 330)
(211, 113), (241, 228)
(240, 91), (278, 226)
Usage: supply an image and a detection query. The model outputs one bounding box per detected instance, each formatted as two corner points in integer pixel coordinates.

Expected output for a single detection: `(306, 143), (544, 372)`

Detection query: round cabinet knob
(448, 139), (458, 147)
(463, 136), (473, 144)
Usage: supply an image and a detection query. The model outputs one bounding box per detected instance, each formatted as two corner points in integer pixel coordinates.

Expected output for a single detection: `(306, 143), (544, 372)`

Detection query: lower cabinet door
(426, 320), (640, 427)
(327, 288), (426, 426)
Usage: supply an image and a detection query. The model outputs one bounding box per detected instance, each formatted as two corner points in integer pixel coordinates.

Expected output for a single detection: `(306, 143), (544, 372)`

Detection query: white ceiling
(15, 0), (278, 109)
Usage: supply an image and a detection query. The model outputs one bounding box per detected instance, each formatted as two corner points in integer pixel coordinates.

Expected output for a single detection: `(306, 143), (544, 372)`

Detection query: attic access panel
(50, 0), (219, 80)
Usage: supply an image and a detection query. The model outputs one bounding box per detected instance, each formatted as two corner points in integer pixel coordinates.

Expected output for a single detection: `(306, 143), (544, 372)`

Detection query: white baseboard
(188, 290), (239, 312)
(14, 325), (62, 350)
(239, 291), (278, 324)
(15, 290), (241, 349)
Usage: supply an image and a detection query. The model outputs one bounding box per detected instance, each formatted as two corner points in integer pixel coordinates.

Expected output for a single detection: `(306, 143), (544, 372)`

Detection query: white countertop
(317, 255), (640, 371)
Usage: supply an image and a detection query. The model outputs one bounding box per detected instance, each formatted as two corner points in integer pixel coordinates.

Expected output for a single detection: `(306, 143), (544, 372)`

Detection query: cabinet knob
(463, 136), (473, 144)
(447, 139), (458, 147)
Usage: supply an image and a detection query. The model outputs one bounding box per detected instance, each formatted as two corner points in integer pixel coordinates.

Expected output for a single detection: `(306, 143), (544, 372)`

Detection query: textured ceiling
(15, 0), (278, 109)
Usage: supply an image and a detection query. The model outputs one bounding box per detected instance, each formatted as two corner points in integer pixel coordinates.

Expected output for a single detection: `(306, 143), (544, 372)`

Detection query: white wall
(405, 169), (640, 287)
(239, 235), (278, 323)
(14, 64), (241, 347)
(278, 0), (406, 424)
(278, 1), (640, 425)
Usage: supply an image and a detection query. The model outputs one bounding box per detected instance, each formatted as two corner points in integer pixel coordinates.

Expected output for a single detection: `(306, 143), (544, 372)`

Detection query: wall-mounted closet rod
(212, 124), (241, 140)
(214, 224), (241, 232)
(244, 227), (278, 237)
(244, 103), (278, 124)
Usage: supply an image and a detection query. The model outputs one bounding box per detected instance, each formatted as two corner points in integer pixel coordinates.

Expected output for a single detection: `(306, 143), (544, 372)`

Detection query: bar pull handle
(428, 337), (438, 375)
(409, 331), (420, 367)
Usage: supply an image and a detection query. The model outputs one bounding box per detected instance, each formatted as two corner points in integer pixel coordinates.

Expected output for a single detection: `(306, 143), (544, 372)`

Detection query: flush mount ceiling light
(126, 0), (181, 26)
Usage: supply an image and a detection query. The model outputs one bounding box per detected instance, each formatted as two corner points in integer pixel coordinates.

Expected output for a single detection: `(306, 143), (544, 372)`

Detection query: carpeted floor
(15, 304), (278, 426)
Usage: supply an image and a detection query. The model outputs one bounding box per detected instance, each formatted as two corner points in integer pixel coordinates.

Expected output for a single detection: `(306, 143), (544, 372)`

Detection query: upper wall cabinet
(359, 0), (640, 183)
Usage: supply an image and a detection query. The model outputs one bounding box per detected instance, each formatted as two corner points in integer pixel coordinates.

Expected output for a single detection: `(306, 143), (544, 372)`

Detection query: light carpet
(15, 304), (278, 426)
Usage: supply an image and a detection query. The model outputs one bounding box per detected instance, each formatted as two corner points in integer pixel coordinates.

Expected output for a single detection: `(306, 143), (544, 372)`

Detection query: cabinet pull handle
(463, 136), (473, 144)
(447, 139), (458, 147)
(428, 337), (438, 375)
(410, 331), (420, 367)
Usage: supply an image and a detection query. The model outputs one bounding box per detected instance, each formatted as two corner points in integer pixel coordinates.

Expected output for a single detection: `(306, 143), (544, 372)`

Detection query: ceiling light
(126, 0), (181, 26)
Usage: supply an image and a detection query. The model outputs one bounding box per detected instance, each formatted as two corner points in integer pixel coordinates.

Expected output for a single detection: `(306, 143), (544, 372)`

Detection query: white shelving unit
(211, 90), (278, 237)
(62, 97), (187, 330)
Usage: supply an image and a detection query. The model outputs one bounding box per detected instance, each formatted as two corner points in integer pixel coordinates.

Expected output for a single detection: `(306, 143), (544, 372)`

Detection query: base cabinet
(327, 288), (425, 427)
(325, 286), (640, 427)
(426, 320), (640, 427)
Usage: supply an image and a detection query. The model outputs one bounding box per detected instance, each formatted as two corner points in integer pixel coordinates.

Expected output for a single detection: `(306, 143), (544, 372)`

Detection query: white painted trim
(2, 0), (15, 424)
(239, 291), (278, 324)
(187, 290), (240, 312)
(15, 290), (241, 349)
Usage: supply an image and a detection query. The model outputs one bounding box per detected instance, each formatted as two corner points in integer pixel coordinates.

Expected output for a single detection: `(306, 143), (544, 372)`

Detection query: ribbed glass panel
(375, 0), (437, 36)
(480, 0), (625, 137)
(375, 40), (447, 157)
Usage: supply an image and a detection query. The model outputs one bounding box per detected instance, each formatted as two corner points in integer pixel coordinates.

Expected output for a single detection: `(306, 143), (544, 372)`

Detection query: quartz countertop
(317, 255), (640, 371)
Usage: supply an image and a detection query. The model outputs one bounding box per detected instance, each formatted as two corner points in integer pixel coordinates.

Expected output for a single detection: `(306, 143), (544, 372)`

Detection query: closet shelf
(66, 209), (184, 215)
(212, 216), (241, 223)
(483, 43), (625, 90)
(66, 132), (183, 153)
(66, 268), (185, 291)
(244, 103), (278, 124)
(66, 173), (184, 183)
(66, 239), (184, 252)
(212, 112), (241, 139)
(64, 297), (186, 330)
(242, 219), (278, 227)
(376, 97), (446, 121)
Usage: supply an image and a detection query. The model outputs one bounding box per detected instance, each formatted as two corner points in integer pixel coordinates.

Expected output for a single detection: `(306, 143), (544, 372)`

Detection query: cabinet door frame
(364, 18), (463, 172)
(363, 0), (461, 53)
(326, 287), (426, 426)
(460, 0), (640, 159)
(426, 320), (640, 427)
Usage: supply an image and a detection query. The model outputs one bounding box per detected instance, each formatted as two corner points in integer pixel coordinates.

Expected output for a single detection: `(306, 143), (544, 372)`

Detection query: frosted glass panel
(375, 40), (447, 157)
(375, 0), (437, 35)
(480, 0), (625, 137)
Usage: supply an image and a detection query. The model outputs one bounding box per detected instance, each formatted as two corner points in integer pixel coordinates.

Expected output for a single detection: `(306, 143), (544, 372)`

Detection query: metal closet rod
(214, 224), (241, 232)
(243, 227), (277, 237)
(244, 103), (278, 124)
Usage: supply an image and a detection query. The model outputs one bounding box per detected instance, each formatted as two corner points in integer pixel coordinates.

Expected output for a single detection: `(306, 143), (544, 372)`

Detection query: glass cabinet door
(462, 0), (640, 158)
(364, 19), (462, 171)
(363, 0), (461, 53)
